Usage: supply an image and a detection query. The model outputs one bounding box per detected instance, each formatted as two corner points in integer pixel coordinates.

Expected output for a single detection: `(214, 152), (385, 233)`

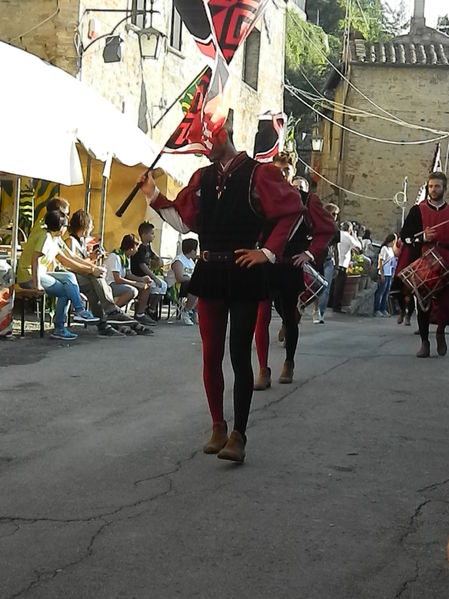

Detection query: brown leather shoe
(217, 430), (246, 463)
(278, 360), (294, 383)
(203, 421), (228, 454)
(416, 341), (430, 358)
(253, 367), (271, 391)
(436, 333), (447, 356)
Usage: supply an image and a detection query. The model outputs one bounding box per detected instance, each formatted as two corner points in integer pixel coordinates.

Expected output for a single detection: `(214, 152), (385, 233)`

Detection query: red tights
(254, 299), (271, 369)
(197, 298), (258, 435)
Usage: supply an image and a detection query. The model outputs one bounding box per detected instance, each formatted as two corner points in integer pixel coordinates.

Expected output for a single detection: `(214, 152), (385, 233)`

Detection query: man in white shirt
(333, 221), (362, 312)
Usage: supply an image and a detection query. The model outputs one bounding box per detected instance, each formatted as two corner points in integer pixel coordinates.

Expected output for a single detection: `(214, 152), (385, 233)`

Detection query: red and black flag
(165, 0), (269, 155)
(253, 112), (287, 163)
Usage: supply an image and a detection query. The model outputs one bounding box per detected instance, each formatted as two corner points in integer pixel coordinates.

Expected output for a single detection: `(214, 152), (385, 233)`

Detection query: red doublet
(419, 202), (449, 325)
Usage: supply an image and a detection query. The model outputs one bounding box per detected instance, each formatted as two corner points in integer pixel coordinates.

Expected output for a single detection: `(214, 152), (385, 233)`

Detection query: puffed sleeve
(306, 193), (338, 265)
(400, 205), (423, 246)
(151, 169), (204, 233)
(252, 164), (304, 258)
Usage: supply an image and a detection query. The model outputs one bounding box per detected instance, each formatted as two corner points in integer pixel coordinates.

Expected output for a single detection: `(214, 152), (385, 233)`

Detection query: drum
(398, 247), (449, 311)
(298, 262), (328, 312)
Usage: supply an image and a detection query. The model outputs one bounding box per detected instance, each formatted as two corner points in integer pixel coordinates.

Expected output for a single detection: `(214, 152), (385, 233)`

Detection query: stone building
(315, 0), (449, 238)
(0, 0), (294, 254)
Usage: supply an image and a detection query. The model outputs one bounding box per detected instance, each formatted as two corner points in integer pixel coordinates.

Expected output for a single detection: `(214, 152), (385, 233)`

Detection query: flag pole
(115, 67), (208, 218)
(115, 151), (162, 218)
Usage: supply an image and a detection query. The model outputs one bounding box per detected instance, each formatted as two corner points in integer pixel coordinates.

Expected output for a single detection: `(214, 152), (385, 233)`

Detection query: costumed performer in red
(398, 171), (449, 358)
(138, 122), (303, 463)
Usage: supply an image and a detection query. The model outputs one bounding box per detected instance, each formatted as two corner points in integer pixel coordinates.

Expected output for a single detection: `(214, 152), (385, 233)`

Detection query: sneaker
(404, 314), (411, 326)
(73, 309), (100, 324)
(180, 311), (194, 326)
(382, 311), (391, 318)
(312, 310), (321, 324)
(319, 316), (325, 324)
(135, 314), (157, 327)
(146, 309), (160, 322)
(50, 328), (78, 340)
(188, 309), (198, 324)
(97, 325), (125, 338)
(117, 325), (138, 336)
(134, 323), (154, 336)
(106, 310), (136, 325)
(374, 311), (384, 318)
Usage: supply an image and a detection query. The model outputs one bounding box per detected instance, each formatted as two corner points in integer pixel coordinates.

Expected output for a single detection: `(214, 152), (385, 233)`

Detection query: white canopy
(0, 41), (181, 185)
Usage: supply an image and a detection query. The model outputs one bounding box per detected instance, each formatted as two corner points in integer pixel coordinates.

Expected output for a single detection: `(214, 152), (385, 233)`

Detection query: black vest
(198, 157), (264, 251)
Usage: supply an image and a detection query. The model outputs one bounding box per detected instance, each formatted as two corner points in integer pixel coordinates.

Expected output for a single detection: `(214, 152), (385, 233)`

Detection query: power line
(291, 13), (449, 137)
(286, 83), (449, 145)
(296, 155), (394, 201)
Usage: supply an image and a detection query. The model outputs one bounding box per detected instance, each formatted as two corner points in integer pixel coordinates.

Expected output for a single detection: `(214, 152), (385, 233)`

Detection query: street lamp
(311, 126), (324, 152)
(138, 26), (165, 60)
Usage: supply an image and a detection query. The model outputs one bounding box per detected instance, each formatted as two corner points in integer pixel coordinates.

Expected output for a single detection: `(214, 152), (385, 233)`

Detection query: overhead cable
(296, 155), (394, 201)
(291, 13), (449, 137)
(286, 83), (449, 145)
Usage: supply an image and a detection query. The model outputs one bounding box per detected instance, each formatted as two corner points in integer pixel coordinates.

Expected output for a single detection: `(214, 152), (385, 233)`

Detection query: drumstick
(415, 218), (449, 237)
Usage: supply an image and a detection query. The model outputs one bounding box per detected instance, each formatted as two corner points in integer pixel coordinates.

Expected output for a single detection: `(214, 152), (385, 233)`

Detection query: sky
(384, 0), (446, 28)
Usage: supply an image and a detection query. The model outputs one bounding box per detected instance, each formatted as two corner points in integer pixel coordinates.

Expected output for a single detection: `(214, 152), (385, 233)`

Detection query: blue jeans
(318, 259), (334, 316)
(374, 275), (392, 313)
(21, 271), (84, 329)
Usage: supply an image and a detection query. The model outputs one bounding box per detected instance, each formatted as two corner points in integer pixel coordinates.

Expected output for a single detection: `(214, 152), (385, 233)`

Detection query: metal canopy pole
(84, 155), (92, 213)
(11, 177), (21, 273)
(98, 174), (108, 246)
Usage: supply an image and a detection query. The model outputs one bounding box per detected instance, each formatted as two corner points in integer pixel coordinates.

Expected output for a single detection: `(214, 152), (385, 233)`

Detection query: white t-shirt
(39, 233), (63, 276)
(379, 245), (395, 276)
(172, 253), (195, 280)
(338, 231), (362, 268)
(105, 252), (127, 285)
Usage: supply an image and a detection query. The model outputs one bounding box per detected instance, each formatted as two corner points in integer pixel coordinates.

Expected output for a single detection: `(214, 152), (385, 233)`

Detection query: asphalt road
(1, 311), (449, 599)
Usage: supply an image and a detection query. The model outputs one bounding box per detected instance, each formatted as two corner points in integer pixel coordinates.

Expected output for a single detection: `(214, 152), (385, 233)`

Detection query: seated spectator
(66, 209), (136, 337)
(16, 210), (99, 340)
(105, 234), (155, 327)
(131, 221), (168, 321)
(171, 238), (198, 325)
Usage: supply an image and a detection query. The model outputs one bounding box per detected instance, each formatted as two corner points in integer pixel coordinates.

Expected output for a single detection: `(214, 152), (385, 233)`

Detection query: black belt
(200, 250), (236, 263)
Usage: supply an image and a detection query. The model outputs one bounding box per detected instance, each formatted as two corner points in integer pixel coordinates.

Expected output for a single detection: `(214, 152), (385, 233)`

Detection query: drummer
(253, 161), (336, 389)
(398, 171), (449, 358)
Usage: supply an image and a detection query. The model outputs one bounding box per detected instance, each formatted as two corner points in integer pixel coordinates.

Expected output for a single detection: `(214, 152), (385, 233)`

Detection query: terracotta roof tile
(350, 41), (449, 66)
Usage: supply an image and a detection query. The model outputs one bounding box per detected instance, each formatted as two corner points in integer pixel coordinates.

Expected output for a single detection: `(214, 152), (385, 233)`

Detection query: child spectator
(171, 238), (198, 325)
(66, 210), (136, 337)
(17, 210), (99, 339)
(105, 234), (155, 327)
(131, 222), (167, 321)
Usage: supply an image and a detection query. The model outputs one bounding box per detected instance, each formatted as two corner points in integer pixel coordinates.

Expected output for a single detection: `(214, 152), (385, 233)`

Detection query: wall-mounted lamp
(138, 27), (165, 60)
(311, 126), (324, 152)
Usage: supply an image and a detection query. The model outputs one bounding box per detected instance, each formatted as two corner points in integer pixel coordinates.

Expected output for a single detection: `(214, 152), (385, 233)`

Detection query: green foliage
(285, 10), (341, 135)
(285, 16), (330, 73)
(284, 0), (404, 155)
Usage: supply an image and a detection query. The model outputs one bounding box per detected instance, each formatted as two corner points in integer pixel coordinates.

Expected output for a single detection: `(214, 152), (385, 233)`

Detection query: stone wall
(0, 0), (79, 73)
(1, 0), (290, 254)
(319, 64), (449, 239)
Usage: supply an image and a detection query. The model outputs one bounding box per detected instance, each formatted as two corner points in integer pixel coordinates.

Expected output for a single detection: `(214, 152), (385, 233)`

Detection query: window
(170, 5), (182, 51)
(242, 29), (260, 90)
(131, 0), (147, 29)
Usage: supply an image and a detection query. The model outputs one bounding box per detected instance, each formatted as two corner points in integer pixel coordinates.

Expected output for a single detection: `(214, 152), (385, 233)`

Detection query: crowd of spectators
(16, 197), (199, 339)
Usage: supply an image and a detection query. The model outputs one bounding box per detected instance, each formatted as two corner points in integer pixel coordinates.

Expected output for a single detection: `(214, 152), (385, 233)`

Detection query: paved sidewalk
(1, 312), (448, 598)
